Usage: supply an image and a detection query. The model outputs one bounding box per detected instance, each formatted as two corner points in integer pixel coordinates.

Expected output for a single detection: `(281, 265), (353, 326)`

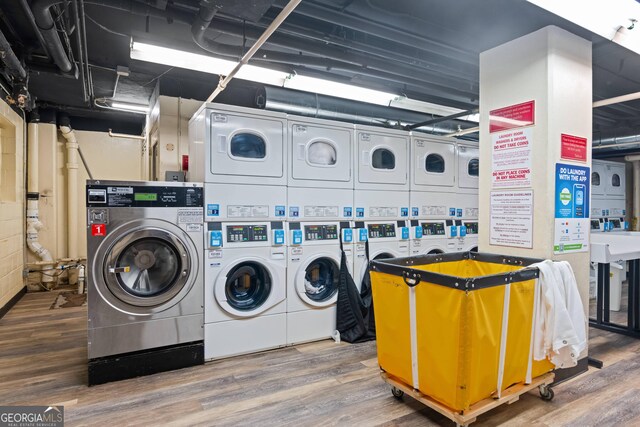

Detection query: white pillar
(479, 26), (592, 355)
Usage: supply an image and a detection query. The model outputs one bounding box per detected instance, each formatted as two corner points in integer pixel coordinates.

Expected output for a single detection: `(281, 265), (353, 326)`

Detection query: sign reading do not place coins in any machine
(489, 101), (535, 188)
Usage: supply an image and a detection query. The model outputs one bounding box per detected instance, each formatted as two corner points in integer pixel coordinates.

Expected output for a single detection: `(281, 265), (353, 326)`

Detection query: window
(612, 173), (621, 187)
(230, 133), (266, 159)
(372, 148), (395, 169)
(591, 172), (600, 186)
(425, 154), (445, 173)
(468, 158), (479, 177)
(307, 141), (336, 166)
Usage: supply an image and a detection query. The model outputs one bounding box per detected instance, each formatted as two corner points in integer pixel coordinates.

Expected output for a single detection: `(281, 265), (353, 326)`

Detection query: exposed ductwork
(32, 0), (78, 75)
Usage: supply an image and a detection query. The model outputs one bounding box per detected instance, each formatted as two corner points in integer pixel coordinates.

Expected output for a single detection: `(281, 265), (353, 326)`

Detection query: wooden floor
(2, 289), (640, 426)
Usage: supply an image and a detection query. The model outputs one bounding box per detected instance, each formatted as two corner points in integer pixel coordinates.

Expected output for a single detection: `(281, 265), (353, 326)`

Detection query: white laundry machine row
(287, 116), (354, 221)
(353, 220), (410, 286)
(86, 180), (205, 385)
(204, 221), (287, 360)
(286, 221), (353, 345)
(354, 124), (410, 220)
(591, 159), (627, 232)
(190, 103), (288, 222)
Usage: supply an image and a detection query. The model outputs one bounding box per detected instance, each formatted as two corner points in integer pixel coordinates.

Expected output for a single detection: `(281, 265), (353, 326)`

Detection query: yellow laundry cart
(370, 252), (555, 425)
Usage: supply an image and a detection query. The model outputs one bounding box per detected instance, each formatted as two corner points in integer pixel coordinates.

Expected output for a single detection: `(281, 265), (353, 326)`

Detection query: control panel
(87, 184), (203, 208)
(591, 219), (601, 230)
(226, 224), (268, 242)
(368, 223), (396, 238)
(610, 218), (622, 230)
(422, 222), (446, 236)
(304, 225), (339, 241)
(464, 222), (478, 235)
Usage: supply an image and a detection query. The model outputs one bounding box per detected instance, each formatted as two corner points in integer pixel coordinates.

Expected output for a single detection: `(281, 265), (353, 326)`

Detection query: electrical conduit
(26, 123), (54, 284)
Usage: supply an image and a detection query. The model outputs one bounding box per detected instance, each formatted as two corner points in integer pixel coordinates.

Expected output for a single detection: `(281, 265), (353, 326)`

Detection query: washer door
(297, 255), (340, 307)
(215, 257), (283, 317)
(95, 219), (197, 315)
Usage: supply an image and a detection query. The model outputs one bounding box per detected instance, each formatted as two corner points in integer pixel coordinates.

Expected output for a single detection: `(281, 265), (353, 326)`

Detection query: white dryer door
(296, 254), (340, 307)
(291, 122), (352, 183)
(209, 112), (284, 179)
(357, 131), (408, 185)
(605, 163), (626, 198)
(457, 145), (479, 189)
(591, 162), (605, 196)
(413, 138), (456, 187)
(215, 257), (285, 317)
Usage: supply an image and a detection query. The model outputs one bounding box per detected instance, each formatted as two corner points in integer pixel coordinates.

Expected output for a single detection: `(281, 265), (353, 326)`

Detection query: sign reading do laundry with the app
(554, 163), (590, 254)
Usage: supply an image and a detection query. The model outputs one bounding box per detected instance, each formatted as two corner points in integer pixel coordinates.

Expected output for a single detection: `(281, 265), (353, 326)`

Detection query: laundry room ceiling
(1, 0), (640, 144)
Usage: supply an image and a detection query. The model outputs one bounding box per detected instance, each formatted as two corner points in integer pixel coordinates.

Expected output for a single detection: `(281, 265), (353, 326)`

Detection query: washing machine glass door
(299, 256), (339, 307)
(225, 261), (272, 312)
(104, 229), (191, 308)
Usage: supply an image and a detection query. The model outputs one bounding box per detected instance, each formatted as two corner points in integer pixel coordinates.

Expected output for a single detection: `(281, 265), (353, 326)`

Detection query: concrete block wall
(0, 102), (24, 308)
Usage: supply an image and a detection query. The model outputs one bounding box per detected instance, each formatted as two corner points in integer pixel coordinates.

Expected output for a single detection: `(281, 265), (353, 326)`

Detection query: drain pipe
(59, 117), (79, 285)
(26, 122), (54, 285)
(625, 154), (640, 231)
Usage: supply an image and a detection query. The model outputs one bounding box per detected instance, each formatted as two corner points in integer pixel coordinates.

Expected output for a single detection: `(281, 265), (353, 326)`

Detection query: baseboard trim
(0, 286), (26, 320)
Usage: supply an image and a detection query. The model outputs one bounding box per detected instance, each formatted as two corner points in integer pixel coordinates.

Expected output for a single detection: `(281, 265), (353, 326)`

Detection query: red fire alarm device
(182, 155), (189, 171)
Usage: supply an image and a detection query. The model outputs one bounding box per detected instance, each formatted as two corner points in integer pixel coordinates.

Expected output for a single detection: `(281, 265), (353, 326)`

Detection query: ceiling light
(390, 97), (479, 123)
(527, 0), (640, 53)
(284, 75), (396, 106)
(130, 40), (290, 87)
(111, 102), (150, 114)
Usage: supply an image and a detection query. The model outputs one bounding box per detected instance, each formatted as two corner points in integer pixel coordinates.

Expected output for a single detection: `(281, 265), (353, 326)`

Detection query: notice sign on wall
(560, 133), (587, 162)
(491, 127), (533, 188)
(489, 100), (535, 133)
(554, 163), (590, 254)
(490, 190), (533, 248)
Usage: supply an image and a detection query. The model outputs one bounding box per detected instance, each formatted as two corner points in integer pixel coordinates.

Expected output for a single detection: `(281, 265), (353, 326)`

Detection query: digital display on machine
(304, 225), (338, 241)
(422, 222), (445, 236)
(226, 225), (268, 242)
(610, 219), (621, 229)
(591, 220), (601, 230)
(464, 222), (478, 235)
(368, 223), (395, 238)
(134, 193), (158, 202)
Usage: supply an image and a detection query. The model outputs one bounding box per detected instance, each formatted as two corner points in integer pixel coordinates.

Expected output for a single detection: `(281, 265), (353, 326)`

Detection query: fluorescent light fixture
(130, 39), (475, 120)
(527, 0), (640, 53)
(390, 96), (479, 123)
(284, 74), (396, 106)
(111, 102), (150, 114)
(131, 41), (290, 87)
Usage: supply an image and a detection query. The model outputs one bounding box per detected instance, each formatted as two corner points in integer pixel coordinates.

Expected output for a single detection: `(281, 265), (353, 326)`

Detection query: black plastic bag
(336, 237), (376, 343)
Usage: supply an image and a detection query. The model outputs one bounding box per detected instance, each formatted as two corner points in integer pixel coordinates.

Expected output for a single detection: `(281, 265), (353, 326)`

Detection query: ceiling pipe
(18, 0), (51, 59)
(592, 134), (640, 150)
(407, 108), (479, 130)
(593, 91), (640, 108)
(204, 0), (302, 103)
(445, 127), (480, 137)
(0, 29), (27, 80)
(32, 0), (78, 76)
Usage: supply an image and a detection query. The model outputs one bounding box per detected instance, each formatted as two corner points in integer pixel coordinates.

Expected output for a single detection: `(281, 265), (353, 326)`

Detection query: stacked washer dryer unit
(456, 141), (480, 252)
(286, 116), (354, 344)
(189, 103), (288, 360)
(86, 180), (204, 385)
(353, 125), (410, 286)
(409, 133), (462, 255)
(591, 159), (627, 233)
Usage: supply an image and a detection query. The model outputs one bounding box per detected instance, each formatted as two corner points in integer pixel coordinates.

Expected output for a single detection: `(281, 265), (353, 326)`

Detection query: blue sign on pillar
(554, 163), (590, 253)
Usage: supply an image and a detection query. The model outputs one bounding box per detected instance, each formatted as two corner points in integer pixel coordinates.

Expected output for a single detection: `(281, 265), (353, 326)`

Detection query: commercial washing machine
(353, 220), (410, 286)
(354, 124), (410, 220)
(189, 103), (288, 221)
(204, 221), (287, 359)
(86, 180), (204, 385)
(287, 116), (354, 221)
(409, 219), (450, 255)
(592, 159), (627, 232)
(286, 221), (353, 344)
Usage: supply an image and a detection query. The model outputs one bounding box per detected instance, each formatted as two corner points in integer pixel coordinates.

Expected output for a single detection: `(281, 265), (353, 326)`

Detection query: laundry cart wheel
(391, 387), (404, 399)
(538, 385), (554, 401)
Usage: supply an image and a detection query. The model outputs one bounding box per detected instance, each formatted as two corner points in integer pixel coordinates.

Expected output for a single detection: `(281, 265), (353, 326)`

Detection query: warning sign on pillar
(560, 133), (587, 162)
(489, 100), (535, 133)
(491, 127), (532, 188)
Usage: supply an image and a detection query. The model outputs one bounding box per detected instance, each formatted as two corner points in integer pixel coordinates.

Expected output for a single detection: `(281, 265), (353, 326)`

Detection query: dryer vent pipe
(59, 122), (80, 282)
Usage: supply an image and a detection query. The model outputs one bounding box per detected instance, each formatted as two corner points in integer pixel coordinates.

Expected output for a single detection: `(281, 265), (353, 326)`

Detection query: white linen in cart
(530, 260), (587, 369)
